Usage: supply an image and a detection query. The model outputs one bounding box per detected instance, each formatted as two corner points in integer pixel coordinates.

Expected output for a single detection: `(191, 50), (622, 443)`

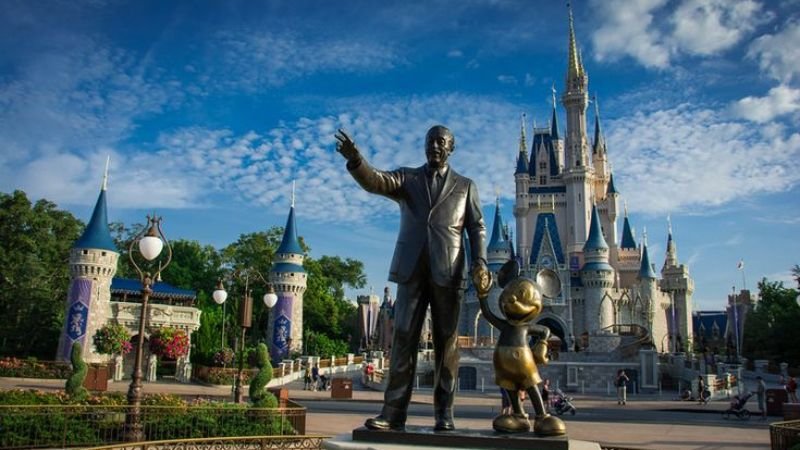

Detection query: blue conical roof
(592, 113), (604, 154)
(487, 202), (508, 253)
(515, 150), (529, 174)
(607, 173), (618, 195)
(639, 244), (657, 279)
(73, 189), (116, 252)
(277, 206), (303, 255)
(583, 205), (608, 251)
(620, 216), (637, 249)
(550, 107), (560, 141)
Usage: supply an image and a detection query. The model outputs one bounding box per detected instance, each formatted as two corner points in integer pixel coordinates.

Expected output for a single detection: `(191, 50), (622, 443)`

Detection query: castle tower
(637, 233), (659, 328)
(562, 4), (593, 254)
(357, 292), (381, 351)
(591, 99), (610, 201)
(57, 162), (119, 363)
(268, 191), (307, 359)
(659, 218), (695, 352)
(375, 287), (395, 352)
(580, 205), (615, 333)
(514, 114), (531, 261)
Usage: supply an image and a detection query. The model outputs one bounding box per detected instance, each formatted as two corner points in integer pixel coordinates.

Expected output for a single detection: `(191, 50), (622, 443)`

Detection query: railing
(770, 419), (800, 449)
(457, 336), (495, 348)
(83, 435), (330, 450)
(86, 434), (330, 450)
(0, 402), (306, 449)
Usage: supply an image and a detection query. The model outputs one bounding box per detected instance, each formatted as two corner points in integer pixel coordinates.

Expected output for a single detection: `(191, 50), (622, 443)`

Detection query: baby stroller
(551, 388), (576, 416)
(722, 391), (753, 420)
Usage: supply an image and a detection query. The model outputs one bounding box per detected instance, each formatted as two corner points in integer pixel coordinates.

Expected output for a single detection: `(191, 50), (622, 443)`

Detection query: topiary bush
(65, 342), (88, 400)
(248, 343), (274, 407)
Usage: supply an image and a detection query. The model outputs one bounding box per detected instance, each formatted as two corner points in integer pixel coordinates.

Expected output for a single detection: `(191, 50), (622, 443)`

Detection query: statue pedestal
(322, 426), (600, 450)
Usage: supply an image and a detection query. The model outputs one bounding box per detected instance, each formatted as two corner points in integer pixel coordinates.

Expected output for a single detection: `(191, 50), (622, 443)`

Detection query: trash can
(784, 402), (800, 420)
(331, 378), (353, 399)
(766, 389), (788, 416)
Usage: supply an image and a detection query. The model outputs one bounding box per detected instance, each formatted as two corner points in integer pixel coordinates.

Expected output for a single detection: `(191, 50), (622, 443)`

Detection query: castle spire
(516, 113), (529, 174)
(584, 205), (608, 252)
(606, 173), (619, 195)
(551, 84), (560, 140)
(74, 165), (116, 252)
(639, 241), (658, 279)
(566, 2), (585, 86)
(488, 197), (508, 252)
(592, 95), (605, 155)
(664, 215), (678, 269)
(277, 195), (303, 256)
(620, 212), (637, 250)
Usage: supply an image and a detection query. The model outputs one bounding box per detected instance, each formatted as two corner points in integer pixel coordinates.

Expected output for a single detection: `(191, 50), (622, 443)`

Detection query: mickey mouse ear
(497, 260), (520, 288)
(536, 269), (562, 298)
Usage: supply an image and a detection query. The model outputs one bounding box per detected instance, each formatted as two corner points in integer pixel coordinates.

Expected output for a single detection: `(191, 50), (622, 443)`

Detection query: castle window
(539, 176), (546, 185)
(539, 162), (546, 170)
(83, 250), (88, 255)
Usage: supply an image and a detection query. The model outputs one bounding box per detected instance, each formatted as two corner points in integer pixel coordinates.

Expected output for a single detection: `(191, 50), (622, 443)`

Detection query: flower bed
(0, 357), (72, 379)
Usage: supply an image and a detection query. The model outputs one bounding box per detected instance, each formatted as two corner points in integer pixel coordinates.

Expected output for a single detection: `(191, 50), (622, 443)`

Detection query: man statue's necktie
(430, 171), (442, 202)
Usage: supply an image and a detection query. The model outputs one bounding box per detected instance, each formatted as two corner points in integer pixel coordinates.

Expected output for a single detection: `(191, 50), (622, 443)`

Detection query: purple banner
(58, 278), (93, 360)
(271, 293), (293, 359)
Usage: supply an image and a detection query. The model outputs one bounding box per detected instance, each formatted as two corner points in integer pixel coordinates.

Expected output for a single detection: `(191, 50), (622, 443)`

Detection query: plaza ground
(0, 376), (771, 450)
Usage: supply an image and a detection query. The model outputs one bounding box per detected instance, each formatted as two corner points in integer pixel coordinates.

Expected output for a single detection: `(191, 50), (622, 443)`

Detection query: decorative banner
(58, 278), (93, 360)
(271, 293), (293, 359)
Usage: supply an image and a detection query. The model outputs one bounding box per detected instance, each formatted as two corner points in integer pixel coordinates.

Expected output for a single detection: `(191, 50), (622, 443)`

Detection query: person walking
(787, 375), (798, 403)
(616, 369), (630, 405)
(756, 376), (767, 420)
(697, 376), (708, 404)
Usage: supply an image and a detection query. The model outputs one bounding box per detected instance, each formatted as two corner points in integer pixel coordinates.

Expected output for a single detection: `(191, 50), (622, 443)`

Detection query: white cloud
(730, 85), (800, 123)
(590, 0), (768, 68)
(497, 75), (518, 85)
(209, 31), (401, 91)
(747, 19), (800, 83)
(606, 104), (800, 215)
(590, 0), (671, 69)
(670, 0), (765, 56)
(447, 49), (464, 58)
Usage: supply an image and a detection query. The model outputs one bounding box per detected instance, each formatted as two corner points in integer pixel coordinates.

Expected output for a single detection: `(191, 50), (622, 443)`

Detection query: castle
(458, 7), (695, 368)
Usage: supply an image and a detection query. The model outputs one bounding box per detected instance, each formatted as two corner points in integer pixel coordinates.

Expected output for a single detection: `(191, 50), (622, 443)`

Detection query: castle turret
(57, 161), (119, 363)
(487, 198), (512, 276)
(268, 191), (307, 359)
(515, 114), (531, 262)
(581, 205), (615, 333)
(660, 218), (694, 352)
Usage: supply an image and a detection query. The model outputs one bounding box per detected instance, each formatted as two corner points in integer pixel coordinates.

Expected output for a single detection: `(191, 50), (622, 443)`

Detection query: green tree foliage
(0, 191), (84, 358)
(305, 330), (350, 357)
(65, 342), (88, 399)
(743, 276), (800, 367)
(303, 256), (363, 349)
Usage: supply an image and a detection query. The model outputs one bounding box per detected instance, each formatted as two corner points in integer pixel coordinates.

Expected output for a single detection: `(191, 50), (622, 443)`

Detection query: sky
(1, 0), (799, 311)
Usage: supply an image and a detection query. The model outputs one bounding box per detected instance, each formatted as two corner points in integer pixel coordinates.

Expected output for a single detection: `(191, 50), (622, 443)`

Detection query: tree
(0, 191), (84, 358)
(743, 276), (800, 367)
(303, 256), (363, 352)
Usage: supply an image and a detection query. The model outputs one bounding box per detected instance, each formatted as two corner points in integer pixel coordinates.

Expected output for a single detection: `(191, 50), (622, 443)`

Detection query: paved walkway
(0, 377), (773, 449)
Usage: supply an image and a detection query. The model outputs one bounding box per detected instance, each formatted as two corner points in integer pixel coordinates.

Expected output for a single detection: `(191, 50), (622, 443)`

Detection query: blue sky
(1, 0), (798, 310)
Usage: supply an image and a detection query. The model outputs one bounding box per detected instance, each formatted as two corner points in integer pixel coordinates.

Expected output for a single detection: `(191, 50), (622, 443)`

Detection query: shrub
(65, 342), (88, 400)
(0, 357), (72, 379)
(248, 343), (273, 407)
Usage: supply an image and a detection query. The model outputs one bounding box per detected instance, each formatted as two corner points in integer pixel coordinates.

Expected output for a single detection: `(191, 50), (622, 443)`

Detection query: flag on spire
(737, 259), (744, 270)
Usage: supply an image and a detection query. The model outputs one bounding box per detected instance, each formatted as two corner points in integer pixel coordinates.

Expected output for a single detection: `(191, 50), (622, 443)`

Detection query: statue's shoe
(492, 413), (531, 433)
(364, 415), (405, 431)
(533, 414), (566, 436)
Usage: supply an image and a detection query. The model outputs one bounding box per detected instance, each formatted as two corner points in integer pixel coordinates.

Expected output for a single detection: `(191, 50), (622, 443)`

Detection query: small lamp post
(231, 271), (277, 404)
(212, 279), (229, 350)
(125, 215), (172, 443)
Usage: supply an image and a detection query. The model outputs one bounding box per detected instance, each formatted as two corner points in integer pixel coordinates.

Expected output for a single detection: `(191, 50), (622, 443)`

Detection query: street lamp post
(212, 279), (229, 351)
(215, 269), (277, 404)
(125, 215), (172, 443)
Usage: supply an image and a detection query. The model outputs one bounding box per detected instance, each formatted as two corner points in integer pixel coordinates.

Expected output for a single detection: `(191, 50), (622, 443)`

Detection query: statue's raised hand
(472, 262), (492, 301)
(335, 129), (361, 162)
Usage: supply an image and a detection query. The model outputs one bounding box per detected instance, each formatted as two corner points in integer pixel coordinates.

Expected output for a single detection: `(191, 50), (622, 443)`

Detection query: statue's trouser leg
(381, 275), (429, 424)
(526, 386), (547, 417)
(429, 281), (462, 420)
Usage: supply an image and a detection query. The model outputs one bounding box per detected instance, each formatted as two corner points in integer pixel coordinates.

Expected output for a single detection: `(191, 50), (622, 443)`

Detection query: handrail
(83, 434), (331, 450)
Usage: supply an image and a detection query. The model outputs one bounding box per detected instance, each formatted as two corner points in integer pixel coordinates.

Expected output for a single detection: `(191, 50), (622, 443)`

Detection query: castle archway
(536, 315), (568, 351)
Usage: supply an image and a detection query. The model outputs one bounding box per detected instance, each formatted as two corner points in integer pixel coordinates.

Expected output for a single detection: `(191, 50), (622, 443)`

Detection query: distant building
(357, 292), (380, 351)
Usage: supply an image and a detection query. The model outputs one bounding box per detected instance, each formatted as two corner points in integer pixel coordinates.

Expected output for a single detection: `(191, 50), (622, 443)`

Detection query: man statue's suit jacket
(348, 158), (487, 288)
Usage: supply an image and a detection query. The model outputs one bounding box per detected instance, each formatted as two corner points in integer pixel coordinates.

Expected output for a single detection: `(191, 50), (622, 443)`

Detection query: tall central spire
(566, 2), (584, 85)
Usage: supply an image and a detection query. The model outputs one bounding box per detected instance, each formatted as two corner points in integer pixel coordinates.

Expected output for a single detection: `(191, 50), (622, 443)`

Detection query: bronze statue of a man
(335, 125), (490, 431)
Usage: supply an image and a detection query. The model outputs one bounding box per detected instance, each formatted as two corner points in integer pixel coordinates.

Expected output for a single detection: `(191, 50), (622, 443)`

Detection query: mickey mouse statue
(472, 259), (566, 436)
